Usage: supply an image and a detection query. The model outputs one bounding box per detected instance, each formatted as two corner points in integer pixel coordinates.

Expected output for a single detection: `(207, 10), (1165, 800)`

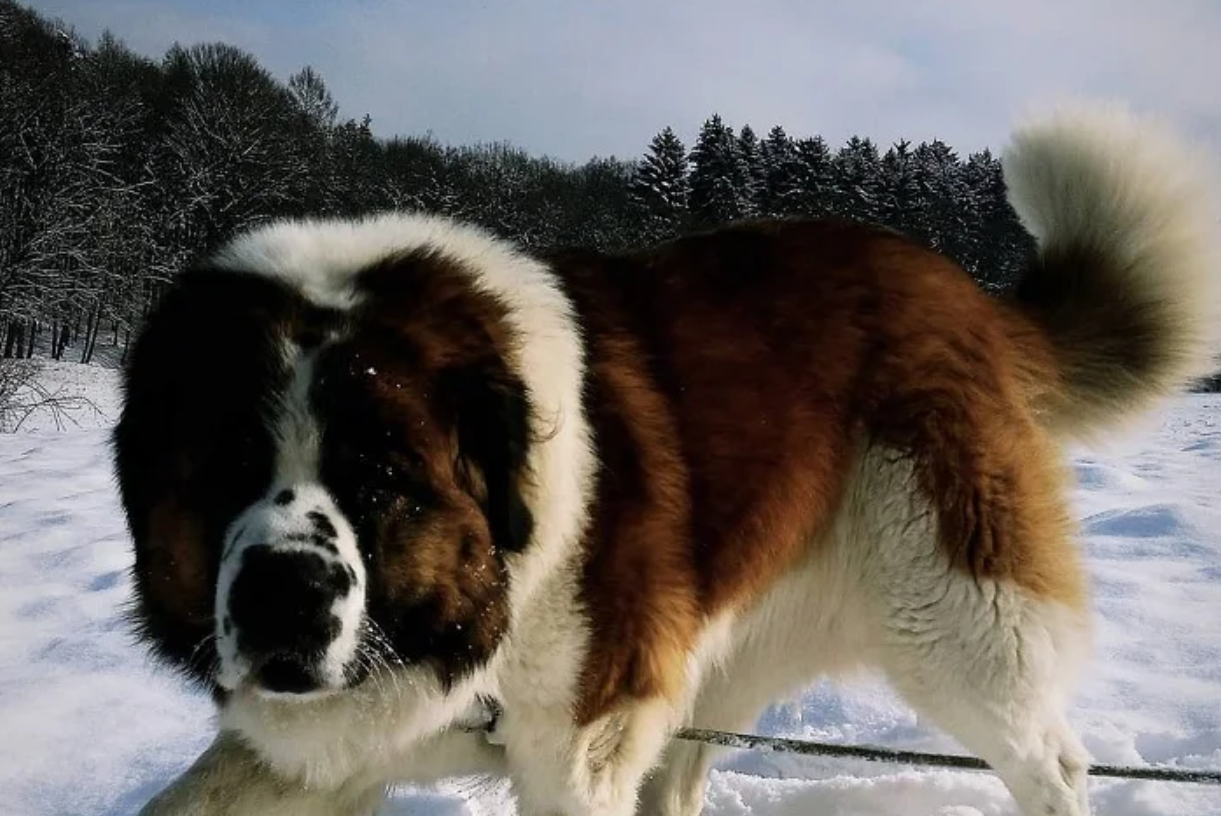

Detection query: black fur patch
(438, 364), (535, 555)
(112, 269), (299, 692)
(307, 509), (339, 539)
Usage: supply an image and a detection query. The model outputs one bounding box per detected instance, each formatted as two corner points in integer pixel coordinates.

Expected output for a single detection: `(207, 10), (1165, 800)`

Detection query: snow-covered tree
(961, 149), (1035, 289)
(790, 136), (834, 216)
(910, 139), (967, 257)
(158, 43), (311, 252)
(880, 139), (920, 237)
(288, 66), (339, 131)
(629, 126), (690, 241)
(688, 114), (752, 228)
(737, 125), (764, 217)
(561, 157), (638, 251)
(832, 136), (883, 223)
(759, 126), (801, 217)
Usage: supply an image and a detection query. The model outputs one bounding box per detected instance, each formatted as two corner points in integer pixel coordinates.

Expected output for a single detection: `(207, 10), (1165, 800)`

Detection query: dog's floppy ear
(437, 361), (535, 555)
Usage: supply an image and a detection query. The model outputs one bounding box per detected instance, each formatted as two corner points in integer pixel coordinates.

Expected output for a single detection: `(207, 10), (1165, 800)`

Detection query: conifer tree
(911, 139), (967, 257)
(629, 126), (690, 240)
(759, 126), (801, 216)
(737, 125), (764, 217)
(791, 136), (834, 216)
(688, 114), (751, 227)
(833, 136), (883, 223)
(961, 149), (1034, 289)
(880, 139), (920, 236)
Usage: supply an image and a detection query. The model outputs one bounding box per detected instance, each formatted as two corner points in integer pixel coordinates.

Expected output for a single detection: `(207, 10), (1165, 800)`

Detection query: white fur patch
(215, 483), (366, 694)
(271, 343), (323, 485)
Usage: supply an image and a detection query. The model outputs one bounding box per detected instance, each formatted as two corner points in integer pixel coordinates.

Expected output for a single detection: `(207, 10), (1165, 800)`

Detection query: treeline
(1, 0), (1038, 365)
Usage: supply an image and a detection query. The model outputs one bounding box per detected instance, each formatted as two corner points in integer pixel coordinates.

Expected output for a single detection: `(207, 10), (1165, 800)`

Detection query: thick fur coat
(117, 102), (1220, 816)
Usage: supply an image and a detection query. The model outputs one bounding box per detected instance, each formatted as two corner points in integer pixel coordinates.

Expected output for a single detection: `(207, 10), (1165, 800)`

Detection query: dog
(116, 101), (1219, 816)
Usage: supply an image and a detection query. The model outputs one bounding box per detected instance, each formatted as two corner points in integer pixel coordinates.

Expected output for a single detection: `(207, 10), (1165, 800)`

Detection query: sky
(24, 0), (1221, 164)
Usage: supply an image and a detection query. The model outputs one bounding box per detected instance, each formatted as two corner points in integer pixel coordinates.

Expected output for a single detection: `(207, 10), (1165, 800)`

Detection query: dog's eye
(324, 439), (433, 525)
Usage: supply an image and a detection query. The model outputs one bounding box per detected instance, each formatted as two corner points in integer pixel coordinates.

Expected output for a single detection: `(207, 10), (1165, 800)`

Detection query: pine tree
(759, 126), (801, 217)
(880, 139), (920, 237)
(629, 126), (690, 241)
(832, 136), (883, 223)
(737, 125), (764, 217)
(962, 150), (1035, 290)
(791, 136), (834, 216)
(688, 114), (751, 228)
(911, 139), (967, 259)
(958, 150), (993, 278)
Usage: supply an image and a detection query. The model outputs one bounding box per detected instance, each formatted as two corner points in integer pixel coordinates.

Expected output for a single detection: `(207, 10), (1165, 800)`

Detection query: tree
(910, 139), (967, 258)
(0, 3), (133, 360)
(629, 126), (690, 241)
(790, 136), (834, 217)
(560, 157), (639, 251)
(688, 114), (752, 228)
(158, 43), (311, 252)
(737, 125), (764, 217)
(288, 66), (338, 131)
(286, 66), (340, 214)
(880, 139), (920, 237)
(832, 136), (883, 223)
(961, 149), (1035, 289)
(758, 126), (801, 217)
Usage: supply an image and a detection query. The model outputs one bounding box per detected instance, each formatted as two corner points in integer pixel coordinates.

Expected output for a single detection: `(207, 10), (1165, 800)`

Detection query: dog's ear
(437, 361), (534, 555)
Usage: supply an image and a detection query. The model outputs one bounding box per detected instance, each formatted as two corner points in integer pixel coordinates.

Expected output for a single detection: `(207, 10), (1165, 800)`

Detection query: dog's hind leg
(851, 443), (1094, 816)
(875, 584), (1093, 816)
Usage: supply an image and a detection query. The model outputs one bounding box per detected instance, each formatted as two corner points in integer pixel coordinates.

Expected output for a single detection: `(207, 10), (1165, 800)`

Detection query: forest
(0, 0), (1153, 377)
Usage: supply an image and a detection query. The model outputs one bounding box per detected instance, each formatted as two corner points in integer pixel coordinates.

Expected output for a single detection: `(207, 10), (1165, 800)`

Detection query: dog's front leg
(500, 698), (678, 816)
(137, 730), (386, 816)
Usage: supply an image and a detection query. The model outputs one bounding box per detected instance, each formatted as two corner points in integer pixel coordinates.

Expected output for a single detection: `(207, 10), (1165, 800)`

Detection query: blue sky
(26, 0), (1221, 163)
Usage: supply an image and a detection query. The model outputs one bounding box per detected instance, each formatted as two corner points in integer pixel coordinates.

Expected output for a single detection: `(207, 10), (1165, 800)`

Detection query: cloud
(27, 0), (1221, 162)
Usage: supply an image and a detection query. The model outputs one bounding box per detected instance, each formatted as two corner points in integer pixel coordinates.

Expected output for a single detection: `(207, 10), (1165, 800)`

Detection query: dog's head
(113, 223), (538, 702)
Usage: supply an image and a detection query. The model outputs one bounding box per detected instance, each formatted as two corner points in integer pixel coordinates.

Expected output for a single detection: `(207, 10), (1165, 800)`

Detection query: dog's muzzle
(215, 484), (366, 697)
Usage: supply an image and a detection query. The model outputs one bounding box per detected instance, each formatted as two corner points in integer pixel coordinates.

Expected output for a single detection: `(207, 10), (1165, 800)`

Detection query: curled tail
(1001, 101), (1221, 440)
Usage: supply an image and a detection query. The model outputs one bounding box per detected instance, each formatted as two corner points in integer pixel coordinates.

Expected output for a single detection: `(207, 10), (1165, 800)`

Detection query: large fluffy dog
(116, 102), (1218, 816)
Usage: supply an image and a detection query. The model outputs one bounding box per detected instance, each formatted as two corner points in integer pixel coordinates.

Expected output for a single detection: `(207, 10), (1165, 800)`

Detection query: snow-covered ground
(1, 362), (1219, 816)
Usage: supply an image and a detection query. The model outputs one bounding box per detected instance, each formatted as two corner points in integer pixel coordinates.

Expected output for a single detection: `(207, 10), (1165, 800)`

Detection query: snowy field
(1, 362), (1219, 816)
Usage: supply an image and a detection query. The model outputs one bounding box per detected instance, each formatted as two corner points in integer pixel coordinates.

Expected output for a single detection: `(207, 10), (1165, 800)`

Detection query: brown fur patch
(313, 250), (527, 683)
(548, 218), (1088, 722)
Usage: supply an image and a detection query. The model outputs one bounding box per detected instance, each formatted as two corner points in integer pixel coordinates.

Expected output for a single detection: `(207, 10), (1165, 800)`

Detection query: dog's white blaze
(272, 343), (323, 485)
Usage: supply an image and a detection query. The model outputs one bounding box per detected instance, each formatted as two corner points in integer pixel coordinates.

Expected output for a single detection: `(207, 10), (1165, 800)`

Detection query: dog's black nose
(226, 546), (352, 692)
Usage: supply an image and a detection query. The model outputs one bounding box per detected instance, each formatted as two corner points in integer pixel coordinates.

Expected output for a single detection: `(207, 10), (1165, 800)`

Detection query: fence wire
(674, 728), (1221, 787)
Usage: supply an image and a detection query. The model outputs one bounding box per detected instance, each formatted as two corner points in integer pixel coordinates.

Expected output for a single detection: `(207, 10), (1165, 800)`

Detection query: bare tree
(0, 357), (97, 431)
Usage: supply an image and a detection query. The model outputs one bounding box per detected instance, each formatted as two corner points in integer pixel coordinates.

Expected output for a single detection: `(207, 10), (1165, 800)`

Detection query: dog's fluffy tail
(1002, 101), (1221, 441)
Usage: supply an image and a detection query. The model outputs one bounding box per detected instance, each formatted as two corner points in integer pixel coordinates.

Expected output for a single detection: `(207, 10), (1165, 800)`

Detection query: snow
(1, 361), (1219, 816)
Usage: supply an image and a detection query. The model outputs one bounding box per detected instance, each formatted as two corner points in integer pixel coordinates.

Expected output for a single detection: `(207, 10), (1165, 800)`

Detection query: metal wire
(674, 728), (1221, 787)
